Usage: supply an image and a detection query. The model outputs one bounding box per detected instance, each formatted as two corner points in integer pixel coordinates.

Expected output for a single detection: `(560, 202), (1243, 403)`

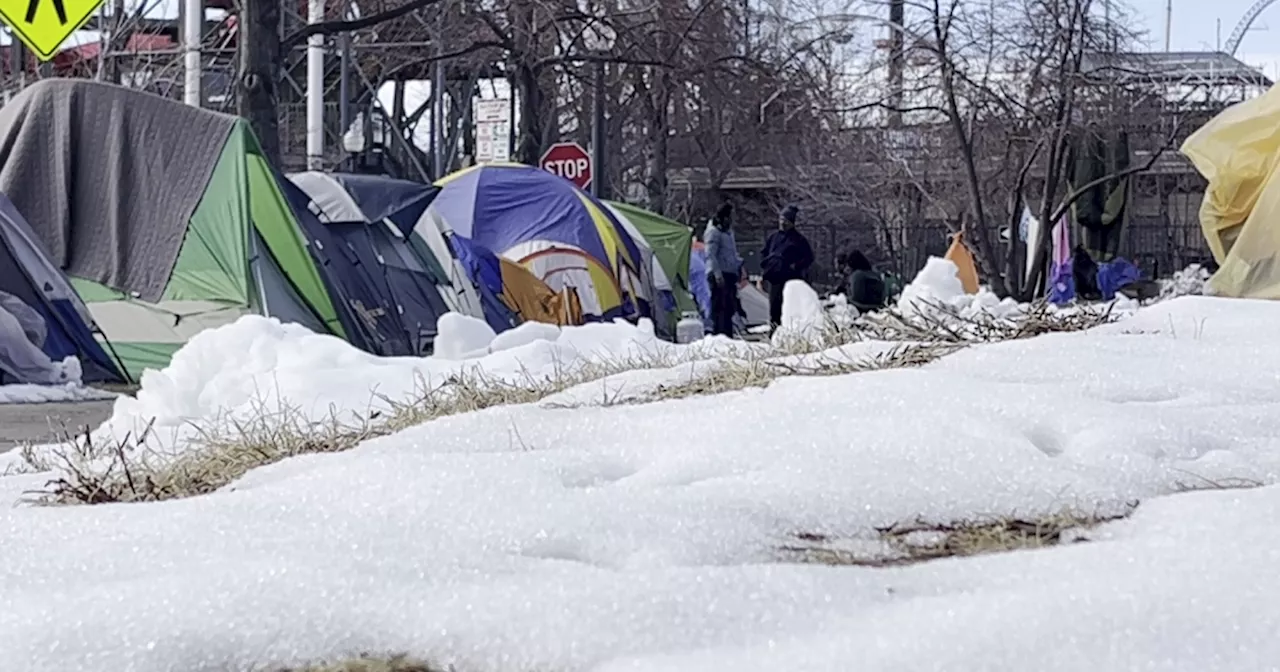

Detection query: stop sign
(540, 142), (593, 190)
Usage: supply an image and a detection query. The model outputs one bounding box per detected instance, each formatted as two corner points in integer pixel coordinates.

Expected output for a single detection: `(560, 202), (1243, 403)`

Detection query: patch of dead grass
(19, 351), (711, 505)
(627, 342), (963, 405)
(781, 506), (1138, 567)
(271, 653), (447, 672)
(859, 298), (1120, 344)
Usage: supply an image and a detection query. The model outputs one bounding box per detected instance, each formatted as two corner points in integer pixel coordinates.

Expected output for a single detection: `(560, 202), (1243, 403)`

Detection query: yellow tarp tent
(1181, 85), (1280, 298)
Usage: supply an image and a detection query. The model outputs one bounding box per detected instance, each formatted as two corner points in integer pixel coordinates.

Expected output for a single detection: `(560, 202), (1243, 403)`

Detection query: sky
(1131, 0), (1280, 77)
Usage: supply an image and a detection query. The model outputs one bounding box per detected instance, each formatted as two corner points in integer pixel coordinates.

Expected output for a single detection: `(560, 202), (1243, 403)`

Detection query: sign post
(0, 0), (103, 61)
(539, 142), (593, 191)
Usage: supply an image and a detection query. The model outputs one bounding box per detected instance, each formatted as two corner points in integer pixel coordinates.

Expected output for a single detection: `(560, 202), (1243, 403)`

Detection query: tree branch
(281, 0), (443, 50)
(1048, 125), (1179, 224)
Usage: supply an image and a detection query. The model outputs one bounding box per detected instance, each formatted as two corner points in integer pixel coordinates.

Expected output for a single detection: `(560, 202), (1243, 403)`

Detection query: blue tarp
(448, 235), (520, 333)
(1098, 258), (1142, 300)
(328, 173), (438, 238)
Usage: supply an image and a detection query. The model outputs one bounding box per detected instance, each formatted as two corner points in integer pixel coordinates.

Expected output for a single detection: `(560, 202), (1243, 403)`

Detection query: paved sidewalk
(0, 400), (115, 452)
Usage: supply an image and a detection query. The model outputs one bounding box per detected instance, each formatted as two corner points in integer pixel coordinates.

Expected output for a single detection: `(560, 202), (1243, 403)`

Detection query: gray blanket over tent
(0, 79), (237, 301)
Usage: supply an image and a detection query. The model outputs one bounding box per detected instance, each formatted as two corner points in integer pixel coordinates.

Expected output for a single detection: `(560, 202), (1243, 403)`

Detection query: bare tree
(860, 0), (1177, 297)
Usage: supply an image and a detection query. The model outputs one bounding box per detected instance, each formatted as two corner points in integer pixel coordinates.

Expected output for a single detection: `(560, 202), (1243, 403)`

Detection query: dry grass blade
(1172, 471), (1265, 492)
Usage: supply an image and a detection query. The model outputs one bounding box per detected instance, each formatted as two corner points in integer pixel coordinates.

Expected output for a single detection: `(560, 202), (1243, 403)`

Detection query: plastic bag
(1181, 85), (1280, 298)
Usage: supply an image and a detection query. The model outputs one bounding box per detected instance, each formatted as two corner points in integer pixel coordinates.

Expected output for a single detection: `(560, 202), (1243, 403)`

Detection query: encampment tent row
(0, 78), (704, 386)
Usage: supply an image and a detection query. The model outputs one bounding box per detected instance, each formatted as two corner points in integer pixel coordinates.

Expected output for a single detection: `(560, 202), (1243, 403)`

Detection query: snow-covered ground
(2, 263), (1278, 671)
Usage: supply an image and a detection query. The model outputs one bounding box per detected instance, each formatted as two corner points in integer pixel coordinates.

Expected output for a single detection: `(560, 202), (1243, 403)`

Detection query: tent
(1181, 84), (1280, 298)
(0, 79), (359, 381)
(603, 201), (695, 335)
(427, 164), (646, 320)
(0, 192), (124, 385)
(289, 171), (486, 354)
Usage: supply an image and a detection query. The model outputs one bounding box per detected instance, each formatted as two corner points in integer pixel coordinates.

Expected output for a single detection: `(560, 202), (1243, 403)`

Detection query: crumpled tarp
(1181, 85), (1280, 298)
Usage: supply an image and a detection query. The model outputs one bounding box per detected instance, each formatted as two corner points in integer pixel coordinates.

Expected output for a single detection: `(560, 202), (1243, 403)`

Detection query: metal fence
(731, 194), (1212, 294)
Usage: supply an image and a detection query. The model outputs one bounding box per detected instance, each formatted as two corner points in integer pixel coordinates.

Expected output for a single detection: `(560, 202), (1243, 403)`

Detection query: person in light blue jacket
(703, 202), (742, 337)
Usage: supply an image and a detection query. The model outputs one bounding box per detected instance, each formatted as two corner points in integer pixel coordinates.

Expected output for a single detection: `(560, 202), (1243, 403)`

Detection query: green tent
(0, 80), (347, 382)
(605, 201), (696, 330)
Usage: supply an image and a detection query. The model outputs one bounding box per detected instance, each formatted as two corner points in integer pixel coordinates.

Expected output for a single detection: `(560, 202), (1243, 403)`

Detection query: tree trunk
(238, 0), (283, 167)
(513, 63), (545, 164)
(644, 69), (671, 215)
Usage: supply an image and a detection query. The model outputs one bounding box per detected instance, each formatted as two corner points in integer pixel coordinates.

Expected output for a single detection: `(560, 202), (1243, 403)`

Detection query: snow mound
(896, 257), (1025, 320)
(434, 313), (498, 358)
(84, 313), (765, 452)
(769, 280), (824, 345)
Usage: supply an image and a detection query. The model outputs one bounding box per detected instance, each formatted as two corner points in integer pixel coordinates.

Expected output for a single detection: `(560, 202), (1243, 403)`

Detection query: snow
(0, 381), (115, 404)
(769, 280), (825, 345)
(4, 295), (1280, 670)
(896, 257), (1027, 319)
(434, 312), (499, 358)
(65, 314), (763, 454)
(1160, 263), (1214, 300)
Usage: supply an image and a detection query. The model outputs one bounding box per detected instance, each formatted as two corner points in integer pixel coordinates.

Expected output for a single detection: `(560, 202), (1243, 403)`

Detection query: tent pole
(91, 323), (134, 385)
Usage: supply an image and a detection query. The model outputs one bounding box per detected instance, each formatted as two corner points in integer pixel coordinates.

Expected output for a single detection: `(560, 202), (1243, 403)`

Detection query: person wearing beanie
(704, 201), (743, 337)
(760, 203), (815, 330)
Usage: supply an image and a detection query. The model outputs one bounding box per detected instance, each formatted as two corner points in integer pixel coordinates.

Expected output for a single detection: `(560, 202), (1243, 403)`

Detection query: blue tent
(287, 172), (518, 352)
(277, 176), (429, 356)
(0, 193), (124, 385)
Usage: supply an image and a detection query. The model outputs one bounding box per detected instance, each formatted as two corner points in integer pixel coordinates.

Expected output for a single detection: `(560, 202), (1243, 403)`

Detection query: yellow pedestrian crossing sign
(0, 0), (103, 61)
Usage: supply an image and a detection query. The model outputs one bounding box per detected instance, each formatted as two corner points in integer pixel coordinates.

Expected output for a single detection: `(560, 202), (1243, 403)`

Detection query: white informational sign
(474, 99), (511, 163)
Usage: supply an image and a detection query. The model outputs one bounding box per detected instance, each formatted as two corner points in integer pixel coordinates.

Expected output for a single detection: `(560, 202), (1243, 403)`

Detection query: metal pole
(590, 58), (604, 198)
(507, 85), (517, 160)
(430, 2), (446, 178)
(305, 0), (325, 169)
(182, 0), (202, 106)
(338, 32), (351, 171)
(1164, 0), (1172, 52)
(432, 60), (445, 177)
(339, 33), (351, 144)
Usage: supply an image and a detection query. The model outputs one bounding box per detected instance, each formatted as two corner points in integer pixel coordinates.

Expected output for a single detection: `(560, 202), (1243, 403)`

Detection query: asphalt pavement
(0, 399), (115, 452)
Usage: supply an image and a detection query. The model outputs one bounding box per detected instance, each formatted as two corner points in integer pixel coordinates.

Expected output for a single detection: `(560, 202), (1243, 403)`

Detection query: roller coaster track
(1225, 0), (1277, 56)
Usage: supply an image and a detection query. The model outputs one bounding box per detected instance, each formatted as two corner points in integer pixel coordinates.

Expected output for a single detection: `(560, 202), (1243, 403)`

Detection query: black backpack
(848, 270), (887, 312)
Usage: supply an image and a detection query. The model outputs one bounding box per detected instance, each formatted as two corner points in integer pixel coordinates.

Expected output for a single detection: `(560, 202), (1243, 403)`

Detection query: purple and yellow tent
(424, 164), (646, 320)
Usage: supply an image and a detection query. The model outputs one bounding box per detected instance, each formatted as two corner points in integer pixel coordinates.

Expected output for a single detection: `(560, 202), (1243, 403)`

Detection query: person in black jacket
(760, 204), (815, 329)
